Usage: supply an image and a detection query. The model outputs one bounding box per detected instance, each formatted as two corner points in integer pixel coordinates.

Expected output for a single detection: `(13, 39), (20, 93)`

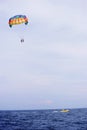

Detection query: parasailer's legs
(20, 38), (24, 43)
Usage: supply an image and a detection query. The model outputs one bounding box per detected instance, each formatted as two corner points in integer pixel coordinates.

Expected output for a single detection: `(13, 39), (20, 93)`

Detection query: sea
(0, 108), (87, 130)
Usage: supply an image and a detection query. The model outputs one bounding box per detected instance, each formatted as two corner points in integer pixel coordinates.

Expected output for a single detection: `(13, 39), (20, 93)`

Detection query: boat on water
(60, 109), (69, 112)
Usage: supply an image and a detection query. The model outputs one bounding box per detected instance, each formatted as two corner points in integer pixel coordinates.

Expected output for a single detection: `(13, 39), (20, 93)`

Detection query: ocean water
(0, 108), (87, 130)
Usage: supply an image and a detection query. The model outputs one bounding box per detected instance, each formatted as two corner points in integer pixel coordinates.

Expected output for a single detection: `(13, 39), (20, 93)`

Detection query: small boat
(60, 109), (69, 112)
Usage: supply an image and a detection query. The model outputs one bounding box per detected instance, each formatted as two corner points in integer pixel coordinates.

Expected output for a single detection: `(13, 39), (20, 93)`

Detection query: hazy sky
(0, 0), (87, 110)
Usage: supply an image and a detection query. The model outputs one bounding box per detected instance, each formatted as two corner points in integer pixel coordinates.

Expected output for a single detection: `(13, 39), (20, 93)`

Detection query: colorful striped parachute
(8, 15), (28, 27)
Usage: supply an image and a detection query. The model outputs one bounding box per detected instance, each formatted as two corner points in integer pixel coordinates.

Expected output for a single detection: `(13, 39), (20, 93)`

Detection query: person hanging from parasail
(8, 14), (28, 42)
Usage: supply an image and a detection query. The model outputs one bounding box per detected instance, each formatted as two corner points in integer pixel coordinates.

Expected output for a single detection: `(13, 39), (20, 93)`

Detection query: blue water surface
(0, 108), (87, 130)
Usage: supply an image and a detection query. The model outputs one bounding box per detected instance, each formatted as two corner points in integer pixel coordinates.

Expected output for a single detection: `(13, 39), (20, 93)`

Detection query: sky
(0, 0), (87, 110)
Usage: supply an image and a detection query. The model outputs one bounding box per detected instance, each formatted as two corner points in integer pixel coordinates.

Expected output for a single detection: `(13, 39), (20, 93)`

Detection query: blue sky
(0, 0), (87, 110)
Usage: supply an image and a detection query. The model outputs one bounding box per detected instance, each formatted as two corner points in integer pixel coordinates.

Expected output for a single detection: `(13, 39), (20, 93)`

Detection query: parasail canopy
(8, 15), (28, 27)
